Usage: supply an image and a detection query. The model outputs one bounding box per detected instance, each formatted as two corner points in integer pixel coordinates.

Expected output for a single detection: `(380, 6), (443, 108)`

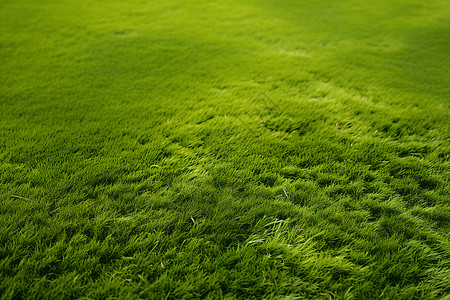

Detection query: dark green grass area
(1, 0), (449, 299)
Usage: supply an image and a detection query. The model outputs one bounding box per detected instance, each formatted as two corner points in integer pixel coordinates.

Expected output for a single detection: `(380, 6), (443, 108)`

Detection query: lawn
(0, 0), (449, 299)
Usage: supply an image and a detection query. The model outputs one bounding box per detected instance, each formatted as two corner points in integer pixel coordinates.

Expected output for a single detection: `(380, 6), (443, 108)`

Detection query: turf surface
(1, 0), (449, 299)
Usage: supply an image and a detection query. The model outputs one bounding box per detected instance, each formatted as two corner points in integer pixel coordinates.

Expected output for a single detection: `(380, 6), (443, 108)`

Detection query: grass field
(1, 0), (449, 299)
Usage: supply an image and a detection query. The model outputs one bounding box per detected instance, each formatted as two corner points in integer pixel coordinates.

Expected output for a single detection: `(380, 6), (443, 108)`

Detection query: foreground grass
(1, 0), (449, 299)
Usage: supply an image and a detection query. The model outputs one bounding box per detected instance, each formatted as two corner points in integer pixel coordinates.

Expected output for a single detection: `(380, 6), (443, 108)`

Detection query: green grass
(1, 0), (449, 299)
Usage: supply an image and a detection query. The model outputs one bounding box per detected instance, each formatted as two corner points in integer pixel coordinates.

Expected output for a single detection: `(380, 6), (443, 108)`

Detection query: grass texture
(1, 0), (449, 299)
